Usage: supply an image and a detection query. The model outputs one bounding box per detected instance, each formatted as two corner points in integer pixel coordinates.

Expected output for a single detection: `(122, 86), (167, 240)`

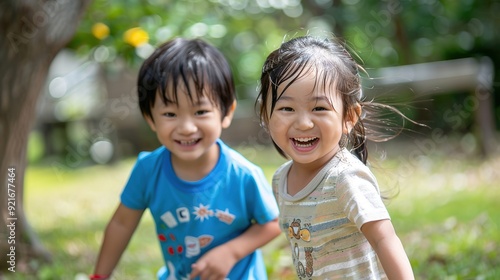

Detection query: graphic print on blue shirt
(158, 204), (236, 257)
(121, 140), (279, 280)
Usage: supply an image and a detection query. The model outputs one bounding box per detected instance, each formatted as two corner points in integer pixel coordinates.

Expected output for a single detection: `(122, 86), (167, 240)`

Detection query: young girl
(92, 38), (280, 280)
(257, 35), (415, 279)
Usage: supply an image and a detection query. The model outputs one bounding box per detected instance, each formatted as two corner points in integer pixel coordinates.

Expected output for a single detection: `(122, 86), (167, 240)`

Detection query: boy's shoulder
(133, 141), (265, 177)
(135, 146), (167, 167)
(219, 140), (263, 173)
(138, 145), (166, 158)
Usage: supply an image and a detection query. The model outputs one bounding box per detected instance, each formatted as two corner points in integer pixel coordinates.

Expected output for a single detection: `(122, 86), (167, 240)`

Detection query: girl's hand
(189, 245), (236, 280)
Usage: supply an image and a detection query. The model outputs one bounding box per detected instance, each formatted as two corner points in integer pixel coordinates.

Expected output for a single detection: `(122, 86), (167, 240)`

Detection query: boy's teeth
(180, 139), (197, 145)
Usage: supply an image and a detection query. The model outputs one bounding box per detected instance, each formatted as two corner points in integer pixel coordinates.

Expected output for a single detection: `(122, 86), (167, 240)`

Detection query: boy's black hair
(137, 38), (235, 121)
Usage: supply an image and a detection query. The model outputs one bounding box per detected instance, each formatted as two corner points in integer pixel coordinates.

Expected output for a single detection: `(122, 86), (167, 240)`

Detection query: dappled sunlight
(2, 0), (498, 279)
(12, 140), (500, 279)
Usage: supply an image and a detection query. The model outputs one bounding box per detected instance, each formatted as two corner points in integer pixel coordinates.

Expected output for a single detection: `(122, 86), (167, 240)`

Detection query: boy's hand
(189, 245), (236, 280)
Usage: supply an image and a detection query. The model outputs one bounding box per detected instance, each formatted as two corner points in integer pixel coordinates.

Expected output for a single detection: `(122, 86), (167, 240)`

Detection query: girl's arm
(93, 203), (144, 278)
(190, 218), (281, 280)
(362, 219), (415, 280)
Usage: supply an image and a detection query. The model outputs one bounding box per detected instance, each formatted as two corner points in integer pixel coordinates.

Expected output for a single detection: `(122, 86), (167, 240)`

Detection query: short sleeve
(120, 152), (151, 210)
(245, 167), (280, 225)
(337, 165), (390, 230)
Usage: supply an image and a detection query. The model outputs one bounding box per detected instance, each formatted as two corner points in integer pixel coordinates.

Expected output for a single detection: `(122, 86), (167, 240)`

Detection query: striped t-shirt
(272, 148), (389, 279)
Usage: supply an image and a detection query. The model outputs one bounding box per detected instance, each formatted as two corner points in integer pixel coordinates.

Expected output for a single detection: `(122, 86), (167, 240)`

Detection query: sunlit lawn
(4, 139), (500, 279)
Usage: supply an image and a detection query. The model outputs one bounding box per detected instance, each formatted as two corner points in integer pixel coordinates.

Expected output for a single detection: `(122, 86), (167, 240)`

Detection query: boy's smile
(145, 84), (235, 179)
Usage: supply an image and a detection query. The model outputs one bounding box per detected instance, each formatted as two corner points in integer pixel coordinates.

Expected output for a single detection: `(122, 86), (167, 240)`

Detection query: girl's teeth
(295, 137), (316, 142)
(294, 137), (317, 147)
(296, 142), (312, 147)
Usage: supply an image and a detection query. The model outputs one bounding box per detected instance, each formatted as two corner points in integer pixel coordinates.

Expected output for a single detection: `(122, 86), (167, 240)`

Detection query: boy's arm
(361, 219), (415, 280)
(190, 218), (281, 280)
(93, 203), (144, 278)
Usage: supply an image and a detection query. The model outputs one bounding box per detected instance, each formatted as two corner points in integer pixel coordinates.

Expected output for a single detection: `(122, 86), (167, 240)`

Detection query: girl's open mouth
(292, 137), (319, 148)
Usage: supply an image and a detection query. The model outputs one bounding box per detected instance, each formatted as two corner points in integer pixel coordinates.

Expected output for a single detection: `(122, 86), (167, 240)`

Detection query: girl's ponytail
(351, 135), (368, 164)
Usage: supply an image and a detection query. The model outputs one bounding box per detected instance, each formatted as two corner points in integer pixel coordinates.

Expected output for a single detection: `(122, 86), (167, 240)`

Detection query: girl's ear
(222, 100), (237, 129)
(344, 103), (362, 133)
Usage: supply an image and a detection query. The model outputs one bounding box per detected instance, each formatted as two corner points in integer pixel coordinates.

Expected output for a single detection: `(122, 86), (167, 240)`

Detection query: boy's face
(146, 84), (235, 167)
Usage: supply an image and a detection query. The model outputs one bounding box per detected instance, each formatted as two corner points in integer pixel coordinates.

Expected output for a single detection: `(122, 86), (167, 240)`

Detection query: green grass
(3, 141), (500, 279)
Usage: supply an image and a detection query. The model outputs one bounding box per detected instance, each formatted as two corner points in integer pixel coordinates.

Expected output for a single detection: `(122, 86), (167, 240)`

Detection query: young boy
(91, 38), (281, 280)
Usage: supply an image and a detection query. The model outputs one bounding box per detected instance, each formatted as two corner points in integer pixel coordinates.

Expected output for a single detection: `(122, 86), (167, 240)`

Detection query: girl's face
(146, 82), (234, 166)
(268, 71), (346, 167)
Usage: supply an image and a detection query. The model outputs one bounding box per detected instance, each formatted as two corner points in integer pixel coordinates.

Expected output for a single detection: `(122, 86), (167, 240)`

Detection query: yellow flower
(123, 27), (149, 47)
(91, 22), (110, 40)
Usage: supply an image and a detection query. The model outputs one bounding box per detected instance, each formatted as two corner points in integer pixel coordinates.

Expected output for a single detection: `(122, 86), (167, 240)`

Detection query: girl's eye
(277, 107), (294, 112)
(313, 106), (328, 111)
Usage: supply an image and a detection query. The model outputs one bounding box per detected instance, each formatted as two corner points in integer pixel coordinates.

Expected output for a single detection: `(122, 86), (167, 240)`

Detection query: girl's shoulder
(273, 160), (292, 177)
(327, 148), (374, 179)
(331, 150), (380, 193)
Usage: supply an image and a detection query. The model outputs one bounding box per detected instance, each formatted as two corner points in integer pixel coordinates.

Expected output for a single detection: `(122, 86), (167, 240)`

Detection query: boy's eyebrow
(192, 97), (212, 106)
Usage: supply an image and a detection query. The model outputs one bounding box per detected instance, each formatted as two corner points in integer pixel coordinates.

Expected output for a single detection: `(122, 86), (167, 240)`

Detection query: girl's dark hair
(137, 38), (235, 121)
(257, 35), (414, 164)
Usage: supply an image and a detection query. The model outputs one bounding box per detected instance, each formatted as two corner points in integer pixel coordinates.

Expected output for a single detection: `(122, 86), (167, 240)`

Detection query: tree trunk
(0, 0), (91, 273)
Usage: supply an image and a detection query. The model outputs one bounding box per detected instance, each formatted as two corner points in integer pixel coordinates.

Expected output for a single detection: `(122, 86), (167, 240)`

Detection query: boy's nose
(177, 118), (197, 134)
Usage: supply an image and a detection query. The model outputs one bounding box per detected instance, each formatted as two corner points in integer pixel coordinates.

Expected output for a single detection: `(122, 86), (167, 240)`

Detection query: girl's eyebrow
(311, 96), (330, 102)
(276, 95), (292, 101)
(277, 95), (330, 102)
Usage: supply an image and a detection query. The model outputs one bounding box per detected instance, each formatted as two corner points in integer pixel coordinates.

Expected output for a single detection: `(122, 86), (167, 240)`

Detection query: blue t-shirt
(121, 139), (279, 280)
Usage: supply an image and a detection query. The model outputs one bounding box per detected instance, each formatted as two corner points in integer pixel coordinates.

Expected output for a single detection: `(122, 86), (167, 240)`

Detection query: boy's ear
(222, 100), (237, 129)
(145, 115), (157, 132)
(344, 103), (362, 133)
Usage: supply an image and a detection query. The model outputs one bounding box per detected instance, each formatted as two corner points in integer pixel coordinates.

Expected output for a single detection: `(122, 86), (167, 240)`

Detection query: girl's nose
(294, 113), (314, 130)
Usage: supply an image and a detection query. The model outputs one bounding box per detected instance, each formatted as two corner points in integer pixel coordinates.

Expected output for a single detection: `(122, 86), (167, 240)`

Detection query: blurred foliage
(68, 0), (299, 99)
(68, 0), (500, 128)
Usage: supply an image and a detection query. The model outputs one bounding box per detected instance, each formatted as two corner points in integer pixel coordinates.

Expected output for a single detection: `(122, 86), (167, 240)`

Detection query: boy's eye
(163, 112), (176, 117)
(195, 110), (210, 116)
